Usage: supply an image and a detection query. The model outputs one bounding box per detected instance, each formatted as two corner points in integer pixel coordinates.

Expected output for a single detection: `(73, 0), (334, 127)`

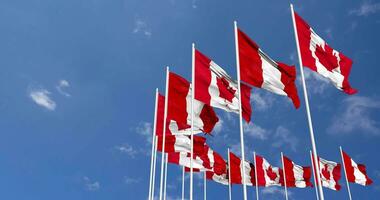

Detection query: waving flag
(237, 28), (300, 108)
(157, 135), (206, 155)
(206, 170), (229, 185)
(294, 12), (357, 94)
(255, 154), (283, 187)
(167, 72), (219, 134)
(342, 150), (373, 186)
(194, 49), (252, 122)
(318, 157), (342, 190)
(168, 152), (207, 170)
(283, 155), (313, 188)
(229, 152), (256, 186)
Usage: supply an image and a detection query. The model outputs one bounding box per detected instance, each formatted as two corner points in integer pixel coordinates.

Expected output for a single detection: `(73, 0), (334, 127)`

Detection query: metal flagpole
(281, 152), (289, 200)
(190, 43), (195, 200)
(233, 20), (248, 200)
(149, 89), (159, 200)
(159, 67), (170, 200)
(152, 135), (158, 200)
(340, 146), (353, 200)
(253, 152), (259, 200)
(310, 151), (320, 200)
(182, 166), (185, 200)
(228, 148), (232, 200)
(290, 4), (325, 200)
(163, 154), (168, 200)
(204, 171), (207, 200)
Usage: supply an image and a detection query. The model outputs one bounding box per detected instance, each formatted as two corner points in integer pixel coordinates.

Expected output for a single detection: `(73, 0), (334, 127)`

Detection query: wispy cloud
(56, 79), (71, 97)
(244, 122), (269, 140)
(191, 0), (198, 9)
(133, 19), (152, 37)
(261, 187), (292, 198)
(213, 118), (223, 135)
(136, 122), (153, 143)
(124, 177), (141, 184)
(272, 126), (299, 152)
(29, 88), (56, 111)
(114, 143), (138, 158)
(328, 96), (380, 135)
(83, 176), (100, 191)
(302, 69), (330, 95)
(350, 1), (380, 16)
(251, 91), (275, 111)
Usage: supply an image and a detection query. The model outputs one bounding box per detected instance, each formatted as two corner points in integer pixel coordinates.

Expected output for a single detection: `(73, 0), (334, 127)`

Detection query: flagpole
(290, 4), (325, 200)
(163, 154), (168, 200)
(340, 146), (353, 200)
(149, 89), (159, 200)
(253, 152), (259, 200)
(228, 148), (232, 200)
(234, 20), (248, 200)
(204, 171), (207, 200)
(310, 151), (320, 200)
(281, 152), (289, 200)
(159, 67), (170, 200)
(152, 135), (158, 200)
(190, 43), (195, 200)
(182, 166), (185, 200)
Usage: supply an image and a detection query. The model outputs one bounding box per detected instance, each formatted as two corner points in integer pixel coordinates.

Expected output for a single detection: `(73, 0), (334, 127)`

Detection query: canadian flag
(229, 152), (256, 186)
(168, 152), (207, 170)
(157, 135), (206, 155)
(195, 49), (252, 122)
(255, 154), (283, 187)
(283, 155), (313, 188)
(237, 28), (301, 108)
(198, 145), (227, 175)
(317, 157), (342, 190)
(342, 150), (373, 186)
(294, 12), (357, 95)
(166, 72), (219, 135)
(206, 170), (229, 185)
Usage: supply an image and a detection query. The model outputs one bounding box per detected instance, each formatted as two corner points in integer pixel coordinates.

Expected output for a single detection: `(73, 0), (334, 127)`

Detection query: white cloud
(124, 177), (141, 184)
(114, 143), (138, 158)
(29, 88), (56, 111)
(272, 126), (298, 152)
(133, 19), (152, 37)
(261, 187), (292, 198)
(251, 92), (275, 111)
(83, 176), (100, 191)
(56, 79), (71, 97)
(136, 122), (153, 143)
(213, 119), (223, 135)
(328, 96), (380, 135)
(191, 0), (198, 9)
(350, 1), (380, 16)
(244, 122), (269, 140)
(302, 69), (330, 95)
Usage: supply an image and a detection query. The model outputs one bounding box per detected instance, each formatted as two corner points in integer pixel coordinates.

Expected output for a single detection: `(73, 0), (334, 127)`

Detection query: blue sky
(0, 0), (379, 199)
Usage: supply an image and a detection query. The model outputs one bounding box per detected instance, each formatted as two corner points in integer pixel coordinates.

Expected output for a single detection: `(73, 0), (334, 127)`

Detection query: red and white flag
(283, 155), (313, 188)
(294, 12), (357, 95)
(206, 170), (229, 185)
(198, 145), (227, 175)
(229, 152), (256, 186)
(195, 49), (252, 122)
(342, 150), (373, 186)
(318, 157), (342, 190)
(255, 154), (283, 187)
(168, 152), (207, 170)
(237, 28), (301, 108)
(157, 135), (206, 155)
(166, 72), (219, 135)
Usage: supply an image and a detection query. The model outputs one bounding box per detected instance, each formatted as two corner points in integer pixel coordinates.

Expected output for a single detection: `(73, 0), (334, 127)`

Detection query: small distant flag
(342, 150), (373, 186)
(317, 157), (342, 191)
(283, 155), (313, 188)
(255, 154), (283, 187)
(229, 152), (256, 186)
